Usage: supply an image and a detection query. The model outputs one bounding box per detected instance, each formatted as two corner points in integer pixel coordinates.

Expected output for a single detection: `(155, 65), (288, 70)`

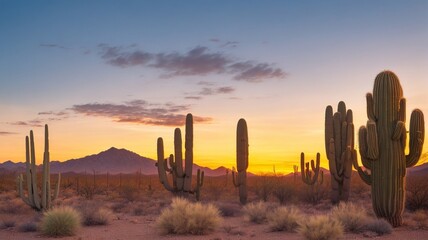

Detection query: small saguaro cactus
(156, 113), (204, 200)
(17, 124), (61, 211)
(325, 101), (354, 204)
(353, 71), (425, 227)
(232, 118), (249, 205)
(300, 152), (323, 185)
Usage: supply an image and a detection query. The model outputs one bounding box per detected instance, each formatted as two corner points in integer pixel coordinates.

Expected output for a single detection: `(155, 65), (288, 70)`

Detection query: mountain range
(1, 148), (427, 176)
(0, 147), (230, 176)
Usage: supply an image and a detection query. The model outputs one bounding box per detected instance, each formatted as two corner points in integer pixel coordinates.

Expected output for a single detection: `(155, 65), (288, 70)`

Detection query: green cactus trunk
(353, 71), (425, 227)
(233, 118), (249, 205)
(156, 113), (204, 200)
(17, 124), (61, 211)
(325, 101), (354, 204)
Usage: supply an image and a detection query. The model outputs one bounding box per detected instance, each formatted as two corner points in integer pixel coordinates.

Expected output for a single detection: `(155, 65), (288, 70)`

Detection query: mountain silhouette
(0, 147), (231, 176)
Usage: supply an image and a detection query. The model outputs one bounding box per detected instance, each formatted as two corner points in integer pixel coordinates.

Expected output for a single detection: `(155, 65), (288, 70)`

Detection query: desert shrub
(406, 176), (428, 211)
(363, 218), (392, 235)
(0, 198), (30, 214)
(267, 205), (303, 232)
(301, 184), (327, 205)
(0, 219), (16, 229)
(298, 215), (344, 240)
(120, 185), (139, 202)
(18, 222), (38, 232)
(331, 202), (367, 232)
(243, 201), (268, 224)
(216, 202), (242, 217)
(404, 210), (428, 230)
(157, 198), (222, 235)
(254, 176), (275, 201)
(110, 201), (128, 213)
(82, 208), (114, 226)
(40, 206), (81, 237)
(272, 182), (295, 205)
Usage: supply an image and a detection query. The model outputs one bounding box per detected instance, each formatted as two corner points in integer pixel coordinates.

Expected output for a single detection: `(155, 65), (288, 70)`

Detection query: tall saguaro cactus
(325, 101), (354, 203)
(353, 71), (425, 227)
(17, 124), (61, 211)
(232, 118), (249, 204)
(156, 113), (204, 199)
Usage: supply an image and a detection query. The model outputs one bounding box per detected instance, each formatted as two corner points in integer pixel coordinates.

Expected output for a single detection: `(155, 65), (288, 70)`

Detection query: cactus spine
(353, 71), (425, 227)
(17, 124), (61, 211)
(325, 101), (354, 203)
(156, 113), (204, 199)
(300, 152), (323, 185)
(232, 118), (248, 204)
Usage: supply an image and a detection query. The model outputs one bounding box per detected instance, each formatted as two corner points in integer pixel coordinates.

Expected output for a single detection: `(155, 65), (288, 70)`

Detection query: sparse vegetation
(18, 222), (38, 232)
(243, 201), (268, 224)
(82, 207), (115, 226)
(157, 197), (222, 235)
(267, 205), (303, 232)
(298, 215), (344, 240)
(40, 206), (82, 237)
(331, 202), (368, 232)
(0, 219), (16, 229)
(363, 218), (392, 235)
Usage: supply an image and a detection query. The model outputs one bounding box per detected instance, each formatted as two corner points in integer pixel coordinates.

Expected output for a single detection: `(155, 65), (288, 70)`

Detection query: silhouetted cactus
(232, 118), (249, 204)
(17, 124), (61, 211)
(300, 152), (323, 185)
(353, 71), (425, 227)
(156, 113), (204, 200)
(325, 101), (354, 204)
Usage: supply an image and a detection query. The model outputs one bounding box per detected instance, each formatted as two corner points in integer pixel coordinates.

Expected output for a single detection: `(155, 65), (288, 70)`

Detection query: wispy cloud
(98, 44), (286, 82)
(229, 61), (286, 82)
(39, 43), (69, 50)
(0, 131), (18, 135)
(8, 120), (43, 127)
(71, 100), (212, 126)
(185, 85), (235, 100)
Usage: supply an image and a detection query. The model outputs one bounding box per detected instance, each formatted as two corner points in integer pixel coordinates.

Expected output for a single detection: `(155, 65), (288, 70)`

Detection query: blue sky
(0, 1), (427, 171)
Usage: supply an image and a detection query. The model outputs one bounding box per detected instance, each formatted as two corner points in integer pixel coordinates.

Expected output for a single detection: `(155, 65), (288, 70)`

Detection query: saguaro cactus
(300, 152), (323, 185)
(156, 113), (204, 199)
(232, 118), (249, 204)
(325, 101), (354, 203)
(17, 124), (61, 211)
(353, 71), (425, 227)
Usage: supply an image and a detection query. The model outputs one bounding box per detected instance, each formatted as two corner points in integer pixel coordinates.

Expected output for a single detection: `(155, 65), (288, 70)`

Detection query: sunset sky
(1, 1), (427, 173)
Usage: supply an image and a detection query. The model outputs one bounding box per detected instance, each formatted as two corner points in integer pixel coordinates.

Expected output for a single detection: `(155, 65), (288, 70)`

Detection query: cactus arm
(358, 126), (372, 169)
(193, 169), (204, 201)
(351, 150), (372, 185)
(232, 170), (239, 187)
(406, 109), (425, 167)
(174, 128), (184, 190)
(325, 105), (334, 155)
(156, 138), (173, 191)
(184, 113), (193, 192)
(333, 113), (343, 173)
(168, 154), (177, 189)
(42, 125), (49, 209)
(366, 121), (379, 160)
(398, 98), (406, 122)
(301, 152), (320, 185)
(29, 131), (41, 210)
(53, 173), (61, 201)
(18, 174), (31, 206)
(366, 93), (376, 121)
(24, 136), (35, 207)
(328, 139), (342, 182)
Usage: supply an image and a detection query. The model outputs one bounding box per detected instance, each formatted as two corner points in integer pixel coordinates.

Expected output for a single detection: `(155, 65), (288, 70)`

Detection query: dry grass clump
(40, 206), (82, 237)
(331, 202), (368, 232)
(216, 202), (242, 217)
(243, 201), (269, 224)
(404, 210), (428, 230)
(363, 218), (392, 235)
(298, 215), (344, 240)
(267, 205), (303, 232)
(83, 208), (115, 226)
(157, 197), (222, 235)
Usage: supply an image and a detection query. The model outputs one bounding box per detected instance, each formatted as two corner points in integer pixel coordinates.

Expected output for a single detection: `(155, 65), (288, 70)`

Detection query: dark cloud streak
(71, 100), (212, 126)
